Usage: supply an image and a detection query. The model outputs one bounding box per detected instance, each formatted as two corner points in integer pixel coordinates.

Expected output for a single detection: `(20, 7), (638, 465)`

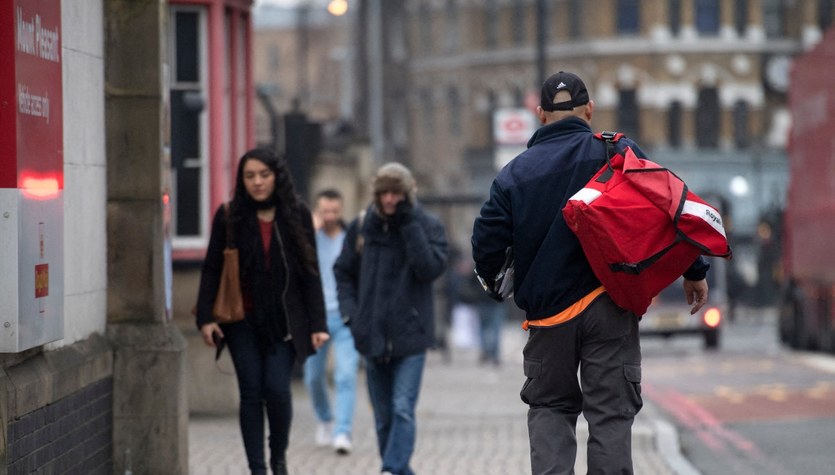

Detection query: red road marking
(643, 382), (759, 454)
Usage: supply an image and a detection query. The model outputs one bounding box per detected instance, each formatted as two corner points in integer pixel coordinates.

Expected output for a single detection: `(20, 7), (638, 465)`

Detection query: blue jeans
(303, 310), (360, 437)
(477, 302), (506, 364)
(224, 321), (296, 475)
(365, 353), (426, 475)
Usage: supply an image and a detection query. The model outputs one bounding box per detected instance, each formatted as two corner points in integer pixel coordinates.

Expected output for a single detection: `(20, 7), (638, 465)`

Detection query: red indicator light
(21, 175), (60, 199)
(704, 307), (721, 328)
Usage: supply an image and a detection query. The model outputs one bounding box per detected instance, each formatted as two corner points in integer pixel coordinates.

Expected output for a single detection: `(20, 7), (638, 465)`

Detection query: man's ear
(584, 100), (594, 122)
(536, 106), (547, 125)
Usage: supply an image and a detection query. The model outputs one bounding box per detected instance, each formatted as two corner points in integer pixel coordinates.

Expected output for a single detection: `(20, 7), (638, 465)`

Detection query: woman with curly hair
(195, 148), (329, 475)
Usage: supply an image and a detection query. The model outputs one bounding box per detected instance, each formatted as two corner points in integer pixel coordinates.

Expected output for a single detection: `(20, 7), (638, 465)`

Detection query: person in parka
(334, 162), (448, 475)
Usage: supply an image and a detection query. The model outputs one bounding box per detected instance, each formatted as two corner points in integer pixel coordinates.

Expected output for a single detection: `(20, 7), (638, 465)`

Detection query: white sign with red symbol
(493, 108), (537, 145)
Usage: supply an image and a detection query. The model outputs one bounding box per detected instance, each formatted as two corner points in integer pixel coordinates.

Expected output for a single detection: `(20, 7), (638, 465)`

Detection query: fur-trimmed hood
(372, 162), (417, 206)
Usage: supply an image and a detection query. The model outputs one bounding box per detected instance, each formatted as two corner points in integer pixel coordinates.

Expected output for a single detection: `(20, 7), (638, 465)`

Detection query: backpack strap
(593, 131), (624, 184)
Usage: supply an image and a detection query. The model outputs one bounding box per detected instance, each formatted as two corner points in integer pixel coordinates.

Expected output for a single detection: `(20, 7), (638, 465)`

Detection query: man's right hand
(200, 322), (224, 347)
(683, 278), (709, 315)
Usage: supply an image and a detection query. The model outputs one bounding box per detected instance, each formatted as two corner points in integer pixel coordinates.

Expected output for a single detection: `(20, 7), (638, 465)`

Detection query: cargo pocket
(520, 358), (542, 405)
(622, 363), (643, 416)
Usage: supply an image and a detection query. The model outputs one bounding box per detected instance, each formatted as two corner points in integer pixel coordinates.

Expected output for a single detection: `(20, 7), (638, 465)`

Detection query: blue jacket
(472, 117), (708, 319)
(334, 203), (448, 358)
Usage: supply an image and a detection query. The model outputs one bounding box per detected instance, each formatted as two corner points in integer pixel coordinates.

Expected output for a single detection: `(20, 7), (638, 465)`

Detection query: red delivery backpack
(562, 132), (732, 315)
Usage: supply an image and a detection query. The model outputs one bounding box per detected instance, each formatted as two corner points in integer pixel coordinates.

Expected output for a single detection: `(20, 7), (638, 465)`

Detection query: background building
(249, 0), (834, 304)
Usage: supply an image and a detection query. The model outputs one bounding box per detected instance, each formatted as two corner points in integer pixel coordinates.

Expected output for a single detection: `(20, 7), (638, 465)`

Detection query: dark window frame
(696, 87), (720, 149)
(695, 0), (721, 35)
(617, 88), (641, 142)
(617, 0), (641, 35)
(667, 101), (683, 147)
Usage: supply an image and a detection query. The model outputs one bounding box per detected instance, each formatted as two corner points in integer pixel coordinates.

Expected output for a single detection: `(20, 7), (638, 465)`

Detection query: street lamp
(327, 0), (348, 16)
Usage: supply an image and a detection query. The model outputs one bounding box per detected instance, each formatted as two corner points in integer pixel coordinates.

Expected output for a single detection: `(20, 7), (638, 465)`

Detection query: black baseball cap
(540, 71), (590, 111)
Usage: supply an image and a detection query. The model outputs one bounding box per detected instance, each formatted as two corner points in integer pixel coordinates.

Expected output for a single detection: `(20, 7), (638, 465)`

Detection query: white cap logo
(557, 82), (567, 89)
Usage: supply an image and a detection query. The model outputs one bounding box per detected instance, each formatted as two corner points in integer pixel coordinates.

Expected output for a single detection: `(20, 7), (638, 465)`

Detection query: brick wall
(6, 378), (113, 474)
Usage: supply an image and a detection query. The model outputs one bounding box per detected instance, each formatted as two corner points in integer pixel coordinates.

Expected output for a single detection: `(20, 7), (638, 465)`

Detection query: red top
(259, 219), (273, 269)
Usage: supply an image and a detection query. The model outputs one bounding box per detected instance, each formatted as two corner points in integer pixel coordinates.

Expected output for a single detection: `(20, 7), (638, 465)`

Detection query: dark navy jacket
(471, 117), (708, 319)
(334, 203), (448, 358)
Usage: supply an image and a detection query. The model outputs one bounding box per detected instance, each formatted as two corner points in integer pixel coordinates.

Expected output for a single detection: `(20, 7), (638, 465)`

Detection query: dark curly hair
(231, 148), (318, 276)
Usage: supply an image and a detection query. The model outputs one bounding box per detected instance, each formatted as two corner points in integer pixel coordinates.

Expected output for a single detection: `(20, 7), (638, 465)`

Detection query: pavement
(188, 324), (695, 475)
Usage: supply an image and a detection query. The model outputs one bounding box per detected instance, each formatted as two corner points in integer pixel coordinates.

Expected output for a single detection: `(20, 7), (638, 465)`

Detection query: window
(512, 0), (526, 45)
(733, 100), (750, 148)
(447, 86), (461, 135)
(420, 88), (434, 135)
(820, 0), (835, 31)
(763, 0), (785, 38)
(669, 0), (681, 36)
(734, 0), (748, 36)
(486, 0), (499, 48)
(569, 0), (583, 38)
(514, 87), (525, 107)
(486, 90), (497, 142)
(617, 89), (641, 142)
(696, 87), (720, 148)
(443, 0), (459, 53)
(667, 101), (683, 147)
(617, 0), (640, 35)
(170, 7), (208, 243)
(419, 4), (432, 53)
(695, 0), (720, 35)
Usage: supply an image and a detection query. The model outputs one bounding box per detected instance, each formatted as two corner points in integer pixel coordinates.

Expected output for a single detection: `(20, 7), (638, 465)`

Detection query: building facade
(1, 0), (256, 473)
(404, 0), (834, 248)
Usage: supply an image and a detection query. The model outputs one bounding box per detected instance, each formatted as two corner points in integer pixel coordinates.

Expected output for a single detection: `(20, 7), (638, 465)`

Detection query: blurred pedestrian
(450, 254), (506, 365)
(303, 188), (360, 455)
(471, 71), (710, 474)
(334, 162), (448, 475)
(195, 148), (329, 475)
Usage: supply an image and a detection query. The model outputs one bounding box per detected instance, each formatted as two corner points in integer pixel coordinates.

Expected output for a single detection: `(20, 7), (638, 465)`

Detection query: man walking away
(472, 71), (710, 474)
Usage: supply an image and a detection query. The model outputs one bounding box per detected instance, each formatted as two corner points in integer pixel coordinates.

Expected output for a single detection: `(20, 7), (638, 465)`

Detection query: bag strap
(593, 131), (623, 184)
(223, 202), (235, 250)
(608, 237), (681, 275)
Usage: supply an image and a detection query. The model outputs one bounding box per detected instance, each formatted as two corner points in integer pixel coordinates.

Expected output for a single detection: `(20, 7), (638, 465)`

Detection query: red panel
(0, 0), (18, 188)
(2, 0), (63, 190)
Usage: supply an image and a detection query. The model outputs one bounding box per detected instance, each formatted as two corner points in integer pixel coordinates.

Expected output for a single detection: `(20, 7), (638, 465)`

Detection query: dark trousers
(521, 293), (642, 475)
(225, 321), (296, 475)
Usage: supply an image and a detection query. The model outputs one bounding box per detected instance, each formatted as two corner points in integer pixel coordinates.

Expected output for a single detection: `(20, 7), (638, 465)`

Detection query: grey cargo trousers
(521, 293), (642, 475)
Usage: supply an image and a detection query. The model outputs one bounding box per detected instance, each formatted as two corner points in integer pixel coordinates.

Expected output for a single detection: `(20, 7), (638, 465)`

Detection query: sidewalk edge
(653, 418), (702, 475)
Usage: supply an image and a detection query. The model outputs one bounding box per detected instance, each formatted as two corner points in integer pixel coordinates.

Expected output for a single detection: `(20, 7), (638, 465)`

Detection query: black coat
(196, 203), (327, 360)
(334, 204), (448, 358)
(472, 117), (709, 319)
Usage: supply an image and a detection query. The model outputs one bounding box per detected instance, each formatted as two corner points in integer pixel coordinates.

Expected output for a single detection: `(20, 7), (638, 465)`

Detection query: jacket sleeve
(401, 213), (448, 283)
(683, 255), (710, 281)
(471, 179), (514, 280)
(299, 206), (328, 334)
(333, 218), (361, 322)
(195, 205), (227, 329)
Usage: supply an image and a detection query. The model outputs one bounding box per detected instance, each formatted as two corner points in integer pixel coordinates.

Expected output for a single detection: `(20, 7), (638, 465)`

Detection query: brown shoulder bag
(212, 202), (245, 323)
